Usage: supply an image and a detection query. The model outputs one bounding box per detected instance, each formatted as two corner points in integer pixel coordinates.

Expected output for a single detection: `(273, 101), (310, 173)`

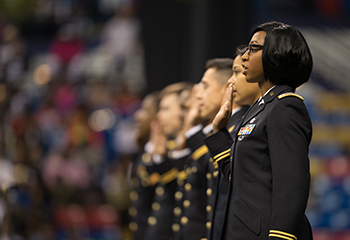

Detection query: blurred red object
(54, 204), (119, 229)
(313, 230), (350, 240)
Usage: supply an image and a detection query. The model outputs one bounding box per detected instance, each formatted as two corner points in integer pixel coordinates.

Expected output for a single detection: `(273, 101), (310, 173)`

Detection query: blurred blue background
(0, 0), (349, 239)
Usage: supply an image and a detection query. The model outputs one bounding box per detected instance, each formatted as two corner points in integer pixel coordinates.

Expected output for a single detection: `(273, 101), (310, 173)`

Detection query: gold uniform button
(206, 205), (212, 213)
(183, 200), (191, 208)
(148, 216), (157, 226)
(209, 158), (213, 163)
(206, 221), (211, 229)
(213, 171), (219, 178)
(206, 188), (212, 196)
(172, 223), (180, 232)
(184, 183), (192, 192)
(142, 153), (151, 164)
(230, 156), (233, 161)
(167, 140), (177, 150)
(206, 172), (212, 180)
(129, 222), (138, 232)
(181, 216), (189, 225)
(175, 191), (183, 200)
(128, 207), (137, 216)
(186, 167), (192, 175)
(192, 166), (198, 173)
(173, 207), (182, 216)
(130, 191), (139, 201)
(177, 179), (184, 186)
(138, 165), (148, 177)
(156, 186), (164, 195)
(152, 202), (161, 211)
(141, 178), (149, 187)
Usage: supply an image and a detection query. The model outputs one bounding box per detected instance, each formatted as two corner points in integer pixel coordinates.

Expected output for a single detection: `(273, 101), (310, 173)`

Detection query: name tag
(237, 124), (256, 136)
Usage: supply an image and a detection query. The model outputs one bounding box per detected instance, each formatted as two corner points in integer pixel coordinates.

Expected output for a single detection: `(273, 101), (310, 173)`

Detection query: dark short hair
(236, 44), (248, 57)
(205, 58), (233, 85)
(205, 58), (233, 70)
(252, 21), (313, 89)
(159, 81), (194, 99)
(251, 21), (284, 38)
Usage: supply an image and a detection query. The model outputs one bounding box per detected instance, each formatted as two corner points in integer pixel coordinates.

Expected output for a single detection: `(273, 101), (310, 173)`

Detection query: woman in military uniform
(204, 21), (314, 240)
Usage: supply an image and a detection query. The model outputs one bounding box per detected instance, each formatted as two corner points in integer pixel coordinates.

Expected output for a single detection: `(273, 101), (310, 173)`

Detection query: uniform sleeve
(203, 128), (233, 180)
(146, 149), (189, 186)
(267, 97), (312, 240)
(186, 129), (206, 152)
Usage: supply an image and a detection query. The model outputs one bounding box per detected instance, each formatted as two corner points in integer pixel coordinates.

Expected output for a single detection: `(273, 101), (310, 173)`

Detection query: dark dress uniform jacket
(129, 152), (156, 240)
(204, 85), (313, 240)
(144, 141), (189, 240)
(172, 128), (211, 240)
(208, 105), (249, 240)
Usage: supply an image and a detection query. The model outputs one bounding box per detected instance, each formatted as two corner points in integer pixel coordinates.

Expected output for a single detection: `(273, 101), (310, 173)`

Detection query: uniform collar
(261, 85), (293, 104)
(241, 85), (293, 126)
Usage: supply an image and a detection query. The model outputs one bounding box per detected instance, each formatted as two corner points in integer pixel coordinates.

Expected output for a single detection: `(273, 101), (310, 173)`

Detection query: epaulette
(278, 93), (304, 101)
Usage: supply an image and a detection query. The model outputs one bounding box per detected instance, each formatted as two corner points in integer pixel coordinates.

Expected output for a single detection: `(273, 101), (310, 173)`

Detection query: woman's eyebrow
(250, 40), (260, 44)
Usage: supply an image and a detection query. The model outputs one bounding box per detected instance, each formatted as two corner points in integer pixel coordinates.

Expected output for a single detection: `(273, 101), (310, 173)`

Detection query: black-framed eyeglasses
(246, 44), (264, 56)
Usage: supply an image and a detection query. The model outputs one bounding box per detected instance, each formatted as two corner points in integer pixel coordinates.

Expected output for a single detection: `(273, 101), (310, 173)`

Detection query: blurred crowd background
(0, 0), (349, 239)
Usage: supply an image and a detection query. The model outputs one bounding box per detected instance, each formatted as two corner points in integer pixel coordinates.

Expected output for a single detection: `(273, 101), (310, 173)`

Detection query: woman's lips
(242, 64), (247, 75)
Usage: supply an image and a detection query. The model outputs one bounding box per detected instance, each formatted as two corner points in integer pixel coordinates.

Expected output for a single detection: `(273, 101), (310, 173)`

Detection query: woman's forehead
(250, 31), (267, 44)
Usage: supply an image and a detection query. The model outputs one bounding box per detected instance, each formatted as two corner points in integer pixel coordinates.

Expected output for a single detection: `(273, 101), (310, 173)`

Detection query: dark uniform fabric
(208, 105), (249, 240)
(172, 129), (210, 240)
(129, 152), (156, 240)
(171, 167), (185, 240)
(171, 151), (190, 240)
(144, 152), (188, 240)
(204, 85), (313, 240)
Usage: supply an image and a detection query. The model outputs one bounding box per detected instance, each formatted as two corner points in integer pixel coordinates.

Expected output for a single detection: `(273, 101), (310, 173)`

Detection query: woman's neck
(259, 80), (275, 97)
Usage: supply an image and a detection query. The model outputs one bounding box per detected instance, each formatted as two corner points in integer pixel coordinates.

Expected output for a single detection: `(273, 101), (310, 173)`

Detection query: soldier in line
(171, 58), (248, 240)
(142, 82), (194, 240)
(129, 91), (160, 240)
(208, 46), (261, 240)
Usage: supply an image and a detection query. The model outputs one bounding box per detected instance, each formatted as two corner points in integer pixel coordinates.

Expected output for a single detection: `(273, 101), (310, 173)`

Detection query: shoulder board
(278, 93), (304, 101)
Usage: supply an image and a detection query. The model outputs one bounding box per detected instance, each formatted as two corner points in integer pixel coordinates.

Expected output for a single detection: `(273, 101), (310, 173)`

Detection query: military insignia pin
(237, 124), (256, 136)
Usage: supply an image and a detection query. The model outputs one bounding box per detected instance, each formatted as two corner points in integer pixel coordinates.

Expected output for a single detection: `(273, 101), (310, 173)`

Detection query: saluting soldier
(143, 82), (193, 240)
(208, 46), (260, 240)
(129, 92), (160, 240)
(171, 58), (238, 240)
